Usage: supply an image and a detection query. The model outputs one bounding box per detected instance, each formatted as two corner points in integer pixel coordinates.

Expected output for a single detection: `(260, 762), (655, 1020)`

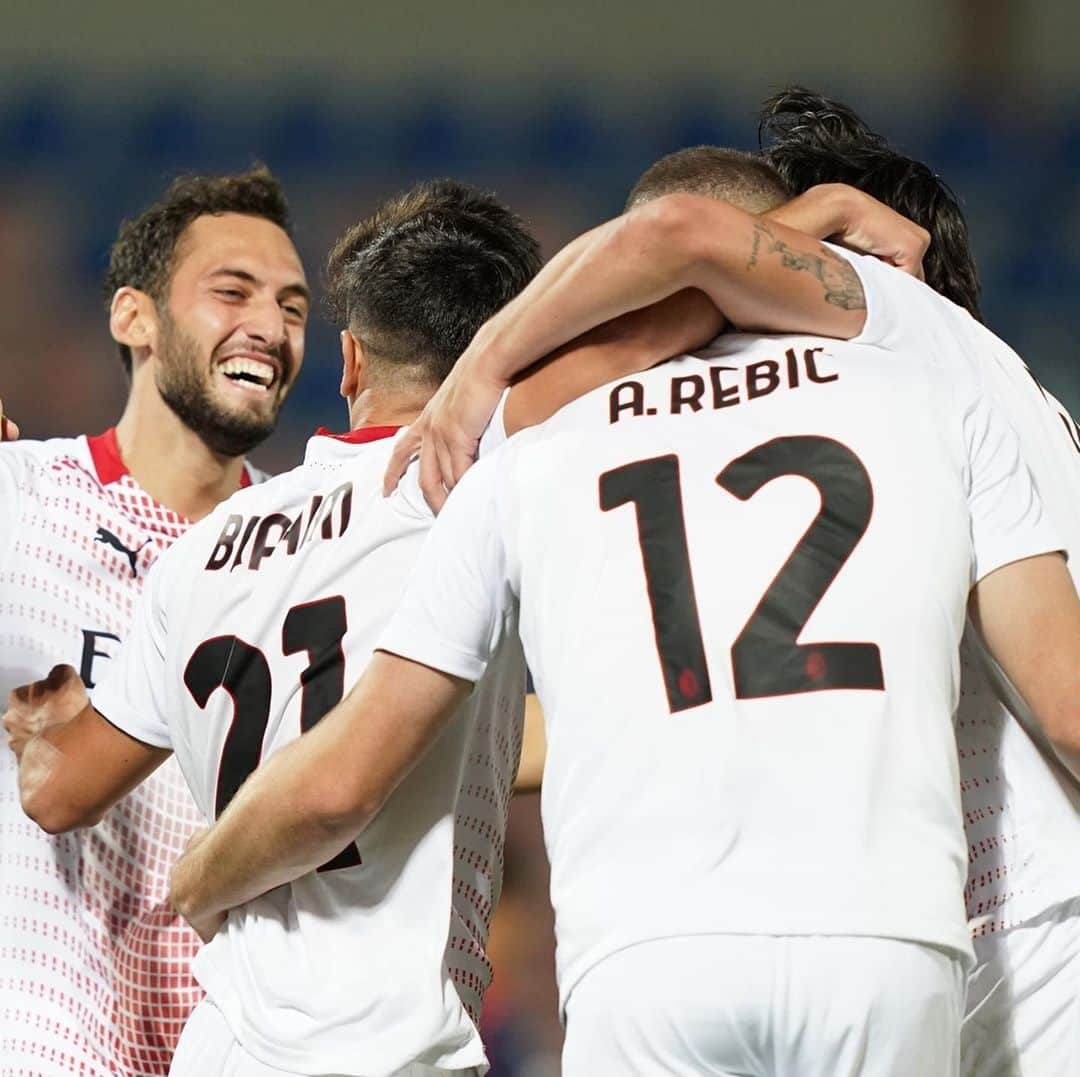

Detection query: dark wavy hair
(759, 87), (981, 320)
(104, 166), (292, 375)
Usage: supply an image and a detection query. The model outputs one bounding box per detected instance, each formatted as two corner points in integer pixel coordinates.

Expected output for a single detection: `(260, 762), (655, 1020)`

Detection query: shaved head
(626, 146), (789, 214)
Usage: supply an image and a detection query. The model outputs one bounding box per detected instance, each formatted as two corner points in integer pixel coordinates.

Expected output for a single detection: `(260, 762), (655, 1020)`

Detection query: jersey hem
(198, 964), (488, 1076)
(973, 540), (1065, 585)
(377, 635), (488, 684)
(92, 699), (173, 750)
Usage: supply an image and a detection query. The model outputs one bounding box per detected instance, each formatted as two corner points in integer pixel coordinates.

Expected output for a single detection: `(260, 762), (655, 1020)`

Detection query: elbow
(1038, 700), (1080, 783)
(630, 194), (730, 275)
(619, 194), (715, 279)
(1046, 710), (1080, 757)
(21, 787), (100, 835)
(302, 778), (384, 846)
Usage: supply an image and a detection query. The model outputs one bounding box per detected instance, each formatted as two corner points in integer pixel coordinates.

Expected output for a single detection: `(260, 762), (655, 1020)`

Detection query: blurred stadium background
(3, 1), (1078, 1071)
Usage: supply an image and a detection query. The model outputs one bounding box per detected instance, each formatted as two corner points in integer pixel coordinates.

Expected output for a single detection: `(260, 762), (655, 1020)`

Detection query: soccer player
(403, 100), (1080, 1073)
(9, 179), (724, 1075)
(0, 168), (308, 1076)
(758, 87), (1080, 1077)
(154, 157), (1080, 1075)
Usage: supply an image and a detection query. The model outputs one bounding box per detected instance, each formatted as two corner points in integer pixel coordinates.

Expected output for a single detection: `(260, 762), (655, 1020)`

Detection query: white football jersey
(0, 429), (259, 1077)
(379, 332), (1060, 1012)
(91, 427), (525, 1077)
(845, 251), (1080, 934)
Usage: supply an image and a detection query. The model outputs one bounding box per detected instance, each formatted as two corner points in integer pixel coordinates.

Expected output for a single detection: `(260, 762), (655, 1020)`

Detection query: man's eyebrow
(279, 282), (311, 305)
(209, 267), (259, 285)
(209, 268), (311, 304)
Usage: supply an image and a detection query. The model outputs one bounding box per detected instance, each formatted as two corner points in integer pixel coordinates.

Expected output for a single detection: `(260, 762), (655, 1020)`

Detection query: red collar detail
(87, 428), (128, 485)
(314, 425), (402, 445)
(88, 426), (254, 488)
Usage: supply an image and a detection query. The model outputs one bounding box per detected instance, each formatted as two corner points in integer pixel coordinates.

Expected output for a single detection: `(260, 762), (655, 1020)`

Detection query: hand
(0, 398), (19, 442)
(383, 353), (507, 513)
(768, 184), (930, 280)
(832, 187), (929, 279)
(4, 664), (89, 761)
(170, 827), (227, 943)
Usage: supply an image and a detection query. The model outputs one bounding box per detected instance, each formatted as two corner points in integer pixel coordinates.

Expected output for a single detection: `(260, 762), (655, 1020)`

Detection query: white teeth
(219, 357), (275, 388)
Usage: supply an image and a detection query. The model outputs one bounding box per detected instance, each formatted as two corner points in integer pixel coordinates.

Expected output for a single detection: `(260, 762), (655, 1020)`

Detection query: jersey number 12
(600, 435), (885, 712)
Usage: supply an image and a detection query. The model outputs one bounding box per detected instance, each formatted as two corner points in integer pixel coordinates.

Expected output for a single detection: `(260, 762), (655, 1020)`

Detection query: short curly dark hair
(103, 166), (292, 375)
(325, 179), (541, 386)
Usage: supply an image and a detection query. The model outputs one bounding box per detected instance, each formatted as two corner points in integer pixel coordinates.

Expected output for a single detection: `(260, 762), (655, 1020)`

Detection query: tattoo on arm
(746, 221), (866, 311)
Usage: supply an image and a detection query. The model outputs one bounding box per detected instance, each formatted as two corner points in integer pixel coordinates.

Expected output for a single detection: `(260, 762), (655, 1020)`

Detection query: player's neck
(347, 385), (430, 431)
(114, 384), (248, 523)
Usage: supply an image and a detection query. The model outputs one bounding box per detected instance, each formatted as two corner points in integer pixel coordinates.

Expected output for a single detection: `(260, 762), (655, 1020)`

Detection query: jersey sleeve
(378, 452), (513, 682)
(964, 392), (1064, 583)
(90, 550), (175, 749)
(832, 246), (955, 357)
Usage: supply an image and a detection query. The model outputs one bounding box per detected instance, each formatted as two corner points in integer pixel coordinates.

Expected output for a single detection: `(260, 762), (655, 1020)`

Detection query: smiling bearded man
(0, 167), (308, 1077)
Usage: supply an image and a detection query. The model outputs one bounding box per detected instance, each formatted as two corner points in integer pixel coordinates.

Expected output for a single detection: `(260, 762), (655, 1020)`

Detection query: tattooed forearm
(747, 223), (763, 271)
(746, 221), (866, 311)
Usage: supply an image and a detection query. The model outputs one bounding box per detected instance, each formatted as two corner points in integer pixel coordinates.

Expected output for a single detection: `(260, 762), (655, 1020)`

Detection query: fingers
(46, 664), (81, 692)
(0, 399), (19, 442)
(10, 665), (83, 707)
(383, 426), (423, 497)
(434, 441), (457, 499)
(3, 707), (32, 761)
(896, 225), (930, 280)
(449, 442), (478, 488)
(418, 441), (448, 514)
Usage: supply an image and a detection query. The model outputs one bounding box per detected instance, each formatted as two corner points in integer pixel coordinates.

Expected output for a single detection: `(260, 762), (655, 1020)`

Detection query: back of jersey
(833, 251), (1080, 933)
(957, 320), (1080, 931)
(496, 334), (1045, 1006)
(94, 431), (525, 1077)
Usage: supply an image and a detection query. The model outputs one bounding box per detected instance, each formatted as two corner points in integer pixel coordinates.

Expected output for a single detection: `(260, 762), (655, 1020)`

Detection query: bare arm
(383, 289), (722, 498)
(502, 288), (723, 436)
(766, 184), (929, 279)
(0, 397), (18, 441)
(472, 192), (867, 375)
(169, 652), (470, 926)
(390, 194), (874, 508)
(19, 702), (170, 833)
(970, 553), (1080, 780)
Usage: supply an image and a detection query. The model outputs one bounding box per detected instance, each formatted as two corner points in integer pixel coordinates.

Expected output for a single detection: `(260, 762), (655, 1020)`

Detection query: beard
(155, 310), (287, 458)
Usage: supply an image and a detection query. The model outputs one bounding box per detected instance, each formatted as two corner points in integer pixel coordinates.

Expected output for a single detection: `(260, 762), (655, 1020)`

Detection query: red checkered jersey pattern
(446, 689), (524, 1025)
(0, 432), (261, 1077)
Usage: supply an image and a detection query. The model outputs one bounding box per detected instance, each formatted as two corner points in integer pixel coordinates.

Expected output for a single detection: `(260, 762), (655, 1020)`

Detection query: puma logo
(94, 528), (150, 578)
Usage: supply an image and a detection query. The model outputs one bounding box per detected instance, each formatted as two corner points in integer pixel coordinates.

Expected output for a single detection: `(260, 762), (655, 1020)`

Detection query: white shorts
(962, 898), (1080, 1076)
(563, 934), (965, 1077)
(169, 999), (483, 1077)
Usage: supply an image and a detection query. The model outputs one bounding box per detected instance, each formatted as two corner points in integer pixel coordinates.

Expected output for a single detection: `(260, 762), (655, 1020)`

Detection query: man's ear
(110, 288), (158, 359)
(340, 330), (365, 400)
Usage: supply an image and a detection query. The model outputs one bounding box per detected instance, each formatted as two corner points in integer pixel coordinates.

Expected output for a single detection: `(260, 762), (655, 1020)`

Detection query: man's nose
(241, 294), (286, 348)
